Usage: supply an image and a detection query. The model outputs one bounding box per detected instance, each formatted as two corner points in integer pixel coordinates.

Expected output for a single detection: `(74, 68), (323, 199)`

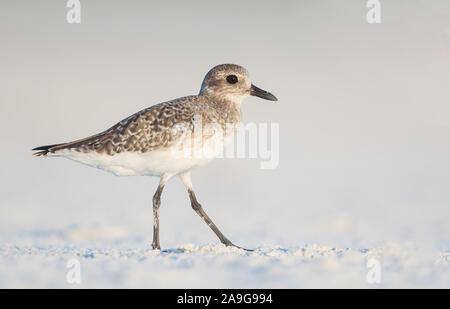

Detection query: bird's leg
(152, 176), (168, 250)
(188, 189), (237, 247)
(179, 173), (239, 248)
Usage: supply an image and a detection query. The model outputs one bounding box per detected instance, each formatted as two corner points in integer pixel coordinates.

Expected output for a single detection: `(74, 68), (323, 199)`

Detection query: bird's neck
(203, 94), (242, 124)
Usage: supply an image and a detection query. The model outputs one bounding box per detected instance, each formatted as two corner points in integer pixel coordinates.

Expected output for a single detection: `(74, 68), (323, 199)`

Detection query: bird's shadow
(157, 244), (256, 255)
(160, 248), (187, 254)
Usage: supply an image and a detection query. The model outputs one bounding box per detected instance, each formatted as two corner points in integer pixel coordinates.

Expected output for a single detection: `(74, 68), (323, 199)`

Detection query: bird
(33, 64), (277, 250)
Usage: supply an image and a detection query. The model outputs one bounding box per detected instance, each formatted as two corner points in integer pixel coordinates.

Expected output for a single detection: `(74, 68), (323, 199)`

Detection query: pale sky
(0, 0), (449, 249)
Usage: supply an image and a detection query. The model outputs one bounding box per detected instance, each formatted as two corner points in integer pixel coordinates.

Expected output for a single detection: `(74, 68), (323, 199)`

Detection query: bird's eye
(226, 75), (238, 84)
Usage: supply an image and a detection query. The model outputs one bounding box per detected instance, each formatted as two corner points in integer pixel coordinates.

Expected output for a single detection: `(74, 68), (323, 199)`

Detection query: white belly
(55, 131), (232, 176)
(58, 150), (212, 176)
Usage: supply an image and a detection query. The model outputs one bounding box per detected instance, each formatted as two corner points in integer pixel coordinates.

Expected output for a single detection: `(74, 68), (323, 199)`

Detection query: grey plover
(33, 64), (277, 250)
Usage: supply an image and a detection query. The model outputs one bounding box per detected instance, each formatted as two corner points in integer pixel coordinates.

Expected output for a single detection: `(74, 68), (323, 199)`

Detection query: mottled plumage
(33, 63), (277, 250)
(33, 95), (241, 157)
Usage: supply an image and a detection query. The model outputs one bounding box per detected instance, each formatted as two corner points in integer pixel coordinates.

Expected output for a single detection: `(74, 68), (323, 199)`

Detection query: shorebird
(33, 64), (277, 250)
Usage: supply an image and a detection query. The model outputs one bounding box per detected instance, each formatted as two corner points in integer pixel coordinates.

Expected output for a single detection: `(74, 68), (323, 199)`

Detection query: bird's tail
(32, 143), (66, 156)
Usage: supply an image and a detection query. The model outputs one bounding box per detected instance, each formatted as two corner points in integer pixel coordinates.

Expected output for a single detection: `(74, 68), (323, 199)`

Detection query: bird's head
(199, 64), (277, 104)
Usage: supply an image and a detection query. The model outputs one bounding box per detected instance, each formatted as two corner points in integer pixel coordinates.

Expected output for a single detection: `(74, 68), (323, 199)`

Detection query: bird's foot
(223, 241), (254, 252)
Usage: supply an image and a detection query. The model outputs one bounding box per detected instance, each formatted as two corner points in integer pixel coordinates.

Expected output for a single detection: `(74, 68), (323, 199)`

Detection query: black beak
(250, 84), (278, 101)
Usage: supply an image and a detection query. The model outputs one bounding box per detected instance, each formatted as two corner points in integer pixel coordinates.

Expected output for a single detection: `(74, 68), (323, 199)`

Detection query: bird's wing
(32, 96), (204, 156)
